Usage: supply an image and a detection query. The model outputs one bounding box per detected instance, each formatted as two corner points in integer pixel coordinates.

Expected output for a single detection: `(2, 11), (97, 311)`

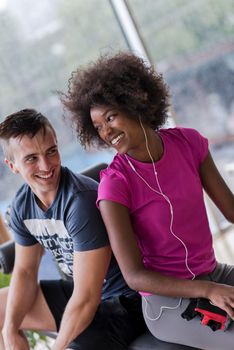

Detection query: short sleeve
(178, 127), (209, 167)
(66, 190), (109, 252)
(10, 201), (38, 246)
(97, 168), (131, 208)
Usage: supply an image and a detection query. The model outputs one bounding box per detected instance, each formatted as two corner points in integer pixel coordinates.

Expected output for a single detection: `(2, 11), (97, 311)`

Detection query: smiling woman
(61, 51), (234, 350)
(60, 52), (169, 150)
(90, 106), (163, 162)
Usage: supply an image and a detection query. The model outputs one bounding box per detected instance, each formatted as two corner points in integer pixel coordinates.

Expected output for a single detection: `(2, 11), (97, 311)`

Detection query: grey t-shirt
(10, 166), (132, 299)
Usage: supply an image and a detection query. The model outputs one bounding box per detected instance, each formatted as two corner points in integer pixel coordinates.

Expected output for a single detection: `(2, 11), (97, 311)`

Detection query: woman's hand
(206, 283), (234, 319)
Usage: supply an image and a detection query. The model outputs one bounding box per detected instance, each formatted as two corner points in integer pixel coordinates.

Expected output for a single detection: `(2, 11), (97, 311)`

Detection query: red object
(195, 308), (227, 330)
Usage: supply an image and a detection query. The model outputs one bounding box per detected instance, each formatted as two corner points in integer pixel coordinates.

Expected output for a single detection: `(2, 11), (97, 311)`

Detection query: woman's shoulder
(98, 154), (131, 205)
(159, 126), (204, 140)
(159, 126), (207, 148)
(159, 127), (208, 163)
(100, 154), (130, 182)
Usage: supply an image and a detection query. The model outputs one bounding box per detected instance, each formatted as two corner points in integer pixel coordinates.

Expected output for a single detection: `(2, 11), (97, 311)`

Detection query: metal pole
(109, 0), (152, 66)
(109, 0), (175, 127)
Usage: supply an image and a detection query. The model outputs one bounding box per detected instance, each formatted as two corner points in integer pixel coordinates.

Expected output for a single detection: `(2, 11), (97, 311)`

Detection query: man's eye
(25, 156), (36, 163)
(48, 148), (57, 156)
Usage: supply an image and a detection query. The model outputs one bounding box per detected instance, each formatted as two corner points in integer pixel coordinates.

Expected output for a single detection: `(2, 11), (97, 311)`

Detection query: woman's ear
(4, 158), (19, 174)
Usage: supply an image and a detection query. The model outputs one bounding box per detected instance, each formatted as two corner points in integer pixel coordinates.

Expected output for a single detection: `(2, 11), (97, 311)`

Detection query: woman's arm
(200, 151), (234, 223)
(99, 200), (234, 318)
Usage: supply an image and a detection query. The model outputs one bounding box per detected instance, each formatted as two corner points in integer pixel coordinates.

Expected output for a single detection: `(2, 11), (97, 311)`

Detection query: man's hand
(2, 329), (30, 350)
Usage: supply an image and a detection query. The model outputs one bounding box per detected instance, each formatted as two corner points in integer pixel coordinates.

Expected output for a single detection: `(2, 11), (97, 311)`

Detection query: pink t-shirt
(97, 127), (216, 281)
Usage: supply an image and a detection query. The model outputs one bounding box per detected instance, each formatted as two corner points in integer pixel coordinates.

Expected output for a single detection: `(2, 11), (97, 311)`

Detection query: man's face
(6, 127), (61, 208)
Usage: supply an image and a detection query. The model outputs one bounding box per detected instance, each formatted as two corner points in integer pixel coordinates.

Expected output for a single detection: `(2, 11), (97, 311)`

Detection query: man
(0, 109), (146, 350)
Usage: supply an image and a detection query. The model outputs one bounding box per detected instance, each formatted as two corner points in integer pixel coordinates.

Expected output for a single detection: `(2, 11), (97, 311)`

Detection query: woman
(61, 52), (234, 349)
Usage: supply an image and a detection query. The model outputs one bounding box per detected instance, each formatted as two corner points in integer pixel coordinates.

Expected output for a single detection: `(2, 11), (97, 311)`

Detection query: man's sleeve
(9, 201), (38, 246)
(66, 190), (109, 252)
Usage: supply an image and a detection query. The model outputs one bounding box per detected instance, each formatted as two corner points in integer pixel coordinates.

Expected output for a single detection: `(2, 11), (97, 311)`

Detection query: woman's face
(90, 105), (146, 158)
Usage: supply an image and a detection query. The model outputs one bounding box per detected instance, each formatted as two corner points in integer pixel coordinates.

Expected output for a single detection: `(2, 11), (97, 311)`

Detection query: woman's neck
(128, 128), (163, 163)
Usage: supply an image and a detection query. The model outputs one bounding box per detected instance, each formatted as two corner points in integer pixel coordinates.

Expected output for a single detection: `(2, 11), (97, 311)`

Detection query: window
(0, 0), (127, 210)
(127, 0), (234, 192)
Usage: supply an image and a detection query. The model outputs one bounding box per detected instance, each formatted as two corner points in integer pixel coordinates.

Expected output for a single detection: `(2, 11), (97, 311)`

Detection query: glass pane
(0, 0), (127, 210)
(128, 0), (234, 192)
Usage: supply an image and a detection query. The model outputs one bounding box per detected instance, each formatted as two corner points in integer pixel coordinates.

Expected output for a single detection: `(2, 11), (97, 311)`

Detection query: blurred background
(0, 0), (233, 231)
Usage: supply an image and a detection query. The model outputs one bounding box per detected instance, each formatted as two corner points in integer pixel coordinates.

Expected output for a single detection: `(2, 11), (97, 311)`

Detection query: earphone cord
(140, 119), (195, 280)
(124, 119), (195, 321)
(142, 295), (182, 321)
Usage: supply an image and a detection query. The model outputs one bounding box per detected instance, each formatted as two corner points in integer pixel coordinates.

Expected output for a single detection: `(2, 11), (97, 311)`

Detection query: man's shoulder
(9, 183), (34, 226)
(12, 183), (32, 210)
(62, 166), (98, 194)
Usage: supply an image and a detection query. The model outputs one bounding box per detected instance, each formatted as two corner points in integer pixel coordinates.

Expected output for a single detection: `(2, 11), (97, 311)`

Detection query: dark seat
(0, 163), (197, 350)
(129, 332), (197, 350)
